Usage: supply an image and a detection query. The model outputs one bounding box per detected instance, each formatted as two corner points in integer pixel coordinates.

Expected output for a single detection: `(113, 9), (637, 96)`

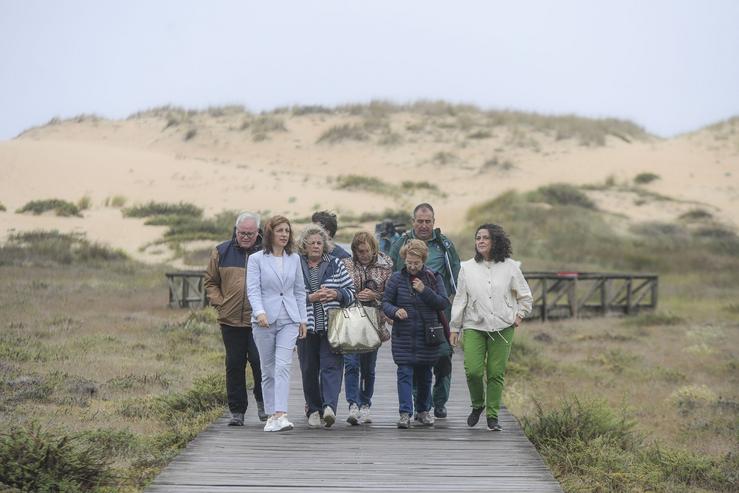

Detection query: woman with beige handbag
(341, 232), (393, 426)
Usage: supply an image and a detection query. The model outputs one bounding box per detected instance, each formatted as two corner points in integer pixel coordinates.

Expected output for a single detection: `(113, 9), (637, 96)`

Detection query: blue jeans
(397, 364), (432, 415)
(297, 331), (344, 415)
(344, 350), (378, 408)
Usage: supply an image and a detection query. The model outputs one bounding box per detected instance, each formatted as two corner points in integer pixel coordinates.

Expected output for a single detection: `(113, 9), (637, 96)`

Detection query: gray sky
(1, 0), (738, 140)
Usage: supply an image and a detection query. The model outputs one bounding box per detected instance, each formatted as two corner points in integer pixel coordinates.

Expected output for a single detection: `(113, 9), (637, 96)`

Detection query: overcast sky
(1, 0), (738, 140)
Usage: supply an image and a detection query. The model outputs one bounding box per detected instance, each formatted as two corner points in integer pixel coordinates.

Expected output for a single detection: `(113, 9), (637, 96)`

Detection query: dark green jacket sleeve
(388, 235), (407, 272)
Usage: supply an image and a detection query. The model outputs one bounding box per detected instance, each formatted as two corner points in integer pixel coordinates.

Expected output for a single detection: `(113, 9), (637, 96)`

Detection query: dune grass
(0, 202), (6, 212)
(123, 202), (203, 219)
(16, 199), (82, 217)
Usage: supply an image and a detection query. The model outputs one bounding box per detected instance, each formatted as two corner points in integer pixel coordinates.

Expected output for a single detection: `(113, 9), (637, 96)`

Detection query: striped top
(301, 254), (355, 333)
(307, 264), (326, 332)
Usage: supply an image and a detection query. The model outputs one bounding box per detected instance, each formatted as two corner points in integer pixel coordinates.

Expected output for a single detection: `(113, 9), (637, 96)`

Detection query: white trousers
(252, 311), (299, 415)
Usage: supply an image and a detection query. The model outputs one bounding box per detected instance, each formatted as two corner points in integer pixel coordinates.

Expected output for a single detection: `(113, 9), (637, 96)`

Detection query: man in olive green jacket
(204, 212), (267, 425)
(389, 203), (461, 420)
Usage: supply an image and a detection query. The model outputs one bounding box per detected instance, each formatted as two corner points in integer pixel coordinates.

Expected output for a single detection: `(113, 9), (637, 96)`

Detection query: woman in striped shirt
(296, 224), (356, 428)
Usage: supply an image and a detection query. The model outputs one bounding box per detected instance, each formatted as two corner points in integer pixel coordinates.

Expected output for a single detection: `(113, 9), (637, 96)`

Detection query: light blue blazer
(247, 250), (308, 325)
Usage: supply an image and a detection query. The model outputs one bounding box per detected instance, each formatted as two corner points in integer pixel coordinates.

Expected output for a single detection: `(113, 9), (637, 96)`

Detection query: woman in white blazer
(247, 215), (308, 432)
(449, 224), (532, 432)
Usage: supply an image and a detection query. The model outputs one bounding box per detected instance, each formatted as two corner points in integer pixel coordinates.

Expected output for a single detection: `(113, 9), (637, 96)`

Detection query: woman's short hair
(399, 239), (428, 262)
(474, 223), (512, 263)
(297, 223), (332, 256)
(350, 231), (378, 262)
(262, 215), (294, 254)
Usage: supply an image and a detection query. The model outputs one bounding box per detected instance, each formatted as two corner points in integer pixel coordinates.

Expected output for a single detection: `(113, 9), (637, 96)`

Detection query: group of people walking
(204, 204), (533, 432)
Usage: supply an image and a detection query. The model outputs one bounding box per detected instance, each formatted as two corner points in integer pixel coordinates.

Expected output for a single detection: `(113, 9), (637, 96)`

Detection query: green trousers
(462, 326), (514, 419)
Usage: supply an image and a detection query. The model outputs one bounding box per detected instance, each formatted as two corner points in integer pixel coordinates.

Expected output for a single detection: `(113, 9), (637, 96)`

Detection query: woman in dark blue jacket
(383, 239), (449, 428)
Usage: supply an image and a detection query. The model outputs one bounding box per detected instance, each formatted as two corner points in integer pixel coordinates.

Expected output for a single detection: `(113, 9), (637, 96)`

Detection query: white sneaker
(308, 411), (321, 428)
(359, 405), (372, 424)
(346, 403), (360, 425)
(264, 416), (277, 432)
(274, 414), (293, 432)
(323, 406), (336, 428)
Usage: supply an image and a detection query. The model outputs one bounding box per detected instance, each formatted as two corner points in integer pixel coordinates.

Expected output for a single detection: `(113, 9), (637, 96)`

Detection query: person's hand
(257, 313), (269, 328)
(308, 292), (322, 303)
(298, 323), (307, 339)
(321, 288), (339, 302)
(357, 288), (375, 302)
(514, 315), (523, 328)
(411, 278), (425, 293)
(395, 308), (408, 320)
(449, 332), (460, 347)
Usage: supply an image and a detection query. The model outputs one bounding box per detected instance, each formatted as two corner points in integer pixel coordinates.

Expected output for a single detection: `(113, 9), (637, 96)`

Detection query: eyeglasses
(237, 231), (258, 239)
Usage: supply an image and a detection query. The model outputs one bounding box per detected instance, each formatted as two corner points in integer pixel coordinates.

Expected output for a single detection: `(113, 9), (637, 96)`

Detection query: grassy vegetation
(0, 250), (238, 491)
(0, 231), (128, 267)
(526, 183), (597, 209)
(123, 202), (203, 219)
(316, 124), (369, 144)
(104, 195), (127, 208)
(334, 175), (447, 198)
(480, 156), (515, 173)
(16, 199), (82, 217)
(634, 172), (660, 184)
(0, 202), (5, 212)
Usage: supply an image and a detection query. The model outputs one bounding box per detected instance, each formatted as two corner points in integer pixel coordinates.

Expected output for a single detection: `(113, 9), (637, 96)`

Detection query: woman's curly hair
(474, 224), (512, 263)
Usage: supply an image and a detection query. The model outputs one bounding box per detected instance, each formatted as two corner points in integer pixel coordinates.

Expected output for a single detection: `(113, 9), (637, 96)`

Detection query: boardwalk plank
(147, 344), (562, 492)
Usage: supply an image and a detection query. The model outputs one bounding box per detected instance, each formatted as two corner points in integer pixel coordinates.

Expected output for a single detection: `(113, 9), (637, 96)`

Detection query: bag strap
(423, 269), (451, 340)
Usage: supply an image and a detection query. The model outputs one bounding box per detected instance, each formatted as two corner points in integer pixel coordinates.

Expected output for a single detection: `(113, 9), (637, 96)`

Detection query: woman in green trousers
(449, 224), (533, 431)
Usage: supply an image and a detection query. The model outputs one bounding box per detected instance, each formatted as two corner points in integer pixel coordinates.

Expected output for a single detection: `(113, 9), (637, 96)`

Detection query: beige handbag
(327, 302), (383, 354)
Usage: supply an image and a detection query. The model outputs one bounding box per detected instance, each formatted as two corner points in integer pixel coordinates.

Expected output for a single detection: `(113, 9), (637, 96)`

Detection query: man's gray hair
(235, 211), (261, 228)
(297, 223), (333, 256)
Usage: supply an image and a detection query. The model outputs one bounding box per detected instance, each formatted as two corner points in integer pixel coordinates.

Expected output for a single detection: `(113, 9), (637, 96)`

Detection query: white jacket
(450, 258), (533, 333)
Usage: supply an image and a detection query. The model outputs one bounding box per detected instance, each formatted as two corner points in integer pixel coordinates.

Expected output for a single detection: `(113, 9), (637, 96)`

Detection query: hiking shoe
(486, 417), (502, 431)
(417, 411), (435, 426)
(307, 411), (321, 428)
(274, 414), (294, 432)
(323, 406), (336, 428)
(359, 405), (372, 424)
(433, 406), (447, 419)
(256, 401), (268, 422)
(346, 403), (360, 425)
(397, 412), (411, 429)
(467, 407), (484, 427)
(228, 412), (244, 426)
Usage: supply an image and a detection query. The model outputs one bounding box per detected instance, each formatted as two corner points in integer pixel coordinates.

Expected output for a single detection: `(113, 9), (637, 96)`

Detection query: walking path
(146, 344), (562, 492)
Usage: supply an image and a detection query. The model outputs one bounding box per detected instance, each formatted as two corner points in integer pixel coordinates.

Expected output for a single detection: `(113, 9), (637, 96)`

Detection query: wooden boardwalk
(147, 344), (562, 492)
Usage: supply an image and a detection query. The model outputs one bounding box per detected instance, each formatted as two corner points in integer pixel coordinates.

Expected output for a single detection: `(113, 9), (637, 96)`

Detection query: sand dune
(1, 108), (737, 265)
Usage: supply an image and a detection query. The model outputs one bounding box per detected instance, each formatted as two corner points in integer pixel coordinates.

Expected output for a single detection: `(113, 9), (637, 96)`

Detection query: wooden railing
(165, 270), (659, 320)
(524, 272), (658, 321)
(165, 271), (207, 308)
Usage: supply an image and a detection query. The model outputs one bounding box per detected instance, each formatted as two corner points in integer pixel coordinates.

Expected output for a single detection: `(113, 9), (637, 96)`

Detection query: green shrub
(16, 199), (81, 217)
(104, 195), (127, 208)
(0, 202), (6, 212)
(123, 201), (203, 218)
(317, 124), (369, 144)
(467, 129), (492, 139)
(400, 180), (441, 194)
(634, 172), (660, 184)
(0, 423), (113, 491)
(527, 183), (596, 209)
(431, 151), (457, 165)
(291, 105), (333, 115)
(481, 156), (514, 172)
(334, 175), (393, 195)
(0, 231), (127, 267)
(155, 374), (226, 419)
(183, 128), (197, 141)
(623, 312), (684, 327)
(679, 208), (713, 221)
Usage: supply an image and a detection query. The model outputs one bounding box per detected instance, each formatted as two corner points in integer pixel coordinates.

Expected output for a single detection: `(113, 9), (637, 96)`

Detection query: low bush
(679, 208), (713, 221)
(334, 175), (394, 195)
(0, 231), (128, 266)
(634, 172), (660, 184)
(77, 196), (92, 211)
(317, 124), (369, 144)
(16, 199), (81, 217)
(0, 202), (6, 212)
(183, 128), (197, 141)
(481, 156), (514, 172)
(0, 423), (113, 491)
(527, 183), (596, 209)
(123, 201), (203, 218)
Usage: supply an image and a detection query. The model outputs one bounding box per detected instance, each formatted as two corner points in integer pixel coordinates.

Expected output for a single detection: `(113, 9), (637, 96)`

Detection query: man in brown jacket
(204, 212), (268, 425)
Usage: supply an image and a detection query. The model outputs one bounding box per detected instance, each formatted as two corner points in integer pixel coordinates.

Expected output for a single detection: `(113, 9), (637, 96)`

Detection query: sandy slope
(1, 111), (737, 265)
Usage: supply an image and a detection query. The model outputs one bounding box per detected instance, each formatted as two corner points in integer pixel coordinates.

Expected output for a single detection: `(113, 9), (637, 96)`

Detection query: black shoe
(467, 407), (484, 427)
(433, 406), (447, 419)
(256, 401), (268, 422)
(486, 417), (502, 431)
(228, 413), (244, 426)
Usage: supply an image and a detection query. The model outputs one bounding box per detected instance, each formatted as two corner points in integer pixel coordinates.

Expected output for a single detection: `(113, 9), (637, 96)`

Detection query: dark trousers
(297, 331), (344, 415)
(397, 364), (433, 415)
(221, 324), (263, 414)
